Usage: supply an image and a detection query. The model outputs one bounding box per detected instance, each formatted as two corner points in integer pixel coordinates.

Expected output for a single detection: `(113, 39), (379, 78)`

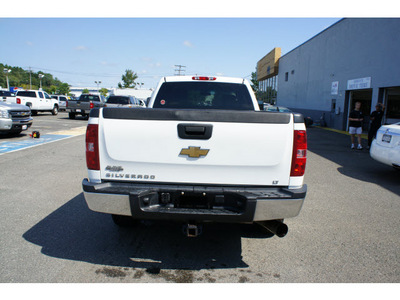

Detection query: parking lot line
(49, 126), (87, 136)
(0, 126), (86, 155)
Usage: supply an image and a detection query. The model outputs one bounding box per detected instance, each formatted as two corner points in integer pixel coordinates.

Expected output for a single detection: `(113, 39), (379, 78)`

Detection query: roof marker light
(192, 76), (217, 81)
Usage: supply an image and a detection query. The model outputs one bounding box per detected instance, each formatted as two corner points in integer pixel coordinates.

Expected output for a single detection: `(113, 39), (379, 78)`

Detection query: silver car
(0, 102), (33, 135)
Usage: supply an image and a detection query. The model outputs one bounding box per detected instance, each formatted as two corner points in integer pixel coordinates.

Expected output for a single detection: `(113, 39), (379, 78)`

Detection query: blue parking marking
(0, 134), (72, 155)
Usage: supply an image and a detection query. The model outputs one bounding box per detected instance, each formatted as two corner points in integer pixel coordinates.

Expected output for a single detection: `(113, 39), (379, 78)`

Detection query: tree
(47, 85), (58, 95)
(250, 71), (259, 94)
(82, 88), (90, 94)
(250, 69), (277, 104)
(118, 69), (138, 88)
(99, 88), (108, 97)
(58, 83), (70, 95)
(0, 63), (69, 92)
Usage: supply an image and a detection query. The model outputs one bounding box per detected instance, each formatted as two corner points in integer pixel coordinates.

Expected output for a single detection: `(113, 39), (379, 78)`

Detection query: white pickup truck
(82, 76), (307, 237)
(14, 90), (59, 115)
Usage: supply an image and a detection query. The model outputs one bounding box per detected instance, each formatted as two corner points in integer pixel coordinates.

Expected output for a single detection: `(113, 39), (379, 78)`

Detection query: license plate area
(76, 109), (81, 112)
(382, 134), (392, 143)
(138, 190), (246, 213)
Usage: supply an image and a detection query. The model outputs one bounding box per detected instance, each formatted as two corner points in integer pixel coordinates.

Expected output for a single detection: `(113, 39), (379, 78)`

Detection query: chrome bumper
(82, 179), (306, 222)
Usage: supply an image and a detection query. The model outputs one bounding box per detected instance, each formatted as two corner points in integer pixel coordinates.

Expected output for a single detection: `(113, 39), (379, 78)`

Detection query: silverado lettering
(105, 173), (155, 179)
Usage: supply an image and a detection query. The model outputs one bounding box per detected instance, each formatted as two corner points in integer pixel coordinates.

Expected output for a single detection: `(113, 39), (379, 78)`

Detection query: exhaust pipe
(183, 223), (203, 237)
(256, 220), (288, 238)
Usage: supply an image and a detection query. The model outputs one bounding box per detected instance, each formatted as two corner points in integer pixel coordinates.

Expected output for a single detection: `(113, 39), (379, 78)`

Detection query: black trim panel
(82, 179), (306, 222)
(177, 123), (213, 140)
(102, 108), (291, 124)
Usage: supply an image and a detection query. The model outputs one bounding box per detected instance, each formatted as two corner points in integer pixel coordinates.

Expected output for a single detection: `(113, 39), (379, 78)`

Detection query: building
(258, 18), (400, 131)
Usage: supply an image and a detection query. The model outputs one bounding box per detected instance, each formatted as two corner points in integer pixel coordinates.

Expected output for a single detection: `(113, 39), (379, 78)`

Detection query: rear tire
(52, 105), (58, 115)
(111, 214), (138, 227)
(68, 112), (76, 119)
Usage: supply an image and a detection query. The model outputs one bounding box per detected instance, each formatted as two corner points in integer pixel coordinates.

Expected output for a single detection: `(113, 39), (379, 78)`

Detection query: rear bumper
(82, 179), (306, 222)
(67, 108), (87, 114)
(370, 139), (400, 167)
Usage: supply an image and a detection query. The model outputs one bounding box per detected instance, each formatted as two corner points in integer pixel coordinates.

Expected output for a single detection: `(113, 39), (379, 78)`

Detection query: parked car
(104, 95), (143, 108)
(264, 105), (291, 112)
(13, 90), (59, 115)
(50, 95), (68, 111)
(0, 102), (33, 135)
(370, 122), (400, 170)
(0, 90), (16, 103)
(66, 93), (106, 119)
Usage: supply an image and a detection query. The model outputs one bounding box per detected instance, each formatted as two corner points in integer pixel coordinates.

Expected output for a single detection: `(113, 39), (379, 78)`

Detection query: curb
(313, 126), (368, 140)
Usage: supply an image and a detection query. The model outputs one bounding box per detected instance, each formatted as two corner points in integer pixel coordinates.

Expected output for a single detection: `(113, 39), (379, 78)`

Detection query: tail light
(17, 98), (21, 104)
(290, 130), (307, 176)
(90, 101), (94, 109)
(86, 124), (100, 170)
(66, 100), (68, 108)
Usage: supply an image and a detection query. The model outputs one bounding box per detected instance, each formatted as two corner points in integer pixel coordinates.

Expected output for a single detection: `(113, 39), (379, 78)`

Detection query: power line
(23, 66), (167, 79)
(25, 66), (121, 78)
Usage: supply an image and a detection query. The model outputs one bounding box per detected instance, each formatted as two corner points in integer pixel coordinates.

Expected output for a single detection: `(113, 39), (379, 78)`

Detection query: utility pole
(174, 65), (186, 76)
(24, 67), (32, 89)
(29, 67), (32, 89)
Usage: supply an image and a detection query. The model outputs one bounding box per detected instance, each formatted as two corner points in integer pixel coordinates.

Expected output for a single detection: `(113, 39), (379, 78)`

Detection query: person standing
(348, 101), (364, 150)
(367, 103), (384, 149)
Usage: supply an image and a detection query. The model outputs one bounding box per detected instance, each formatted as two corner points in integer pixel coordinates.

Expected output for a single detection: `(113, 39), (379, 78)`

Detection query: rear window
(106, 96), (130, 105)
(0, 91), (13, 96)
(153, 82), (254, 110)
(79, 95), (101, 102)
(16, 91), (36, 98)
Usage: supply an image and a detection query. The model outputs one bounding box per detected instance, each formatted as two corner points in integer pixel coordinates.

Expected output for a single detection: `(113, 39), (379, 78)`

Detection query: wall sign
(331, 81), (339, 95)
(347, 77), (371, 90)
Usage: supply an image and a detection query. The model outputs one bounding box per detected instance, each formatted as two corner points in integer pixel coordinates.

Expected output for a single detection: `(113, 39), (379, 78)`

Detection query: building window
(285, 72), (289, 82)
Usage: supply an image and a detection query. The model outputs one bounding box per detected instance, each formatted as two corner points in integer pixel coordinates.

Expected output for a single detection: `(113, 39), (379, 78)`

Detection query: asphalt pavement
(0, 121), (399, 286)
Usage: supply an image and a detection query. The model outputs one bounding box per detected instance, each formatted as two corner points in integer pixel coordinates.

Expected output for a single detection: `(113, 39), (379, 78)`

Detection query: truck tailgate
(98, 108), (294, 186)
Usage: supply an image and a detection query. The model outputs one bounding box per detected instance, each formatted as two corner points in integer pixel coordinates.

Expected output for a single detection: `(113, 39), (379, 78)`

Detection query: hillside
(0, 63), (70, 95)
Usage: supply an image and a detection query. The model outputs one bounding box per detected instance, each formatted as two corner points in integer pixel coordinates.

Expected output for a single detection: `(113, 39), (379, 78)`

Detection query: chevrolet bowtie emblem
(180, 146), (209, 158)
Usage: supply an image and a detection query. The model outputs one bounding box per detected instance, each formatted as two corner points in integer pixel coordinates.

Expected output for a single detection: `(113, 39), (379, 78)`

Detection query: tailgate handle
(178, 123), (213, 140)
